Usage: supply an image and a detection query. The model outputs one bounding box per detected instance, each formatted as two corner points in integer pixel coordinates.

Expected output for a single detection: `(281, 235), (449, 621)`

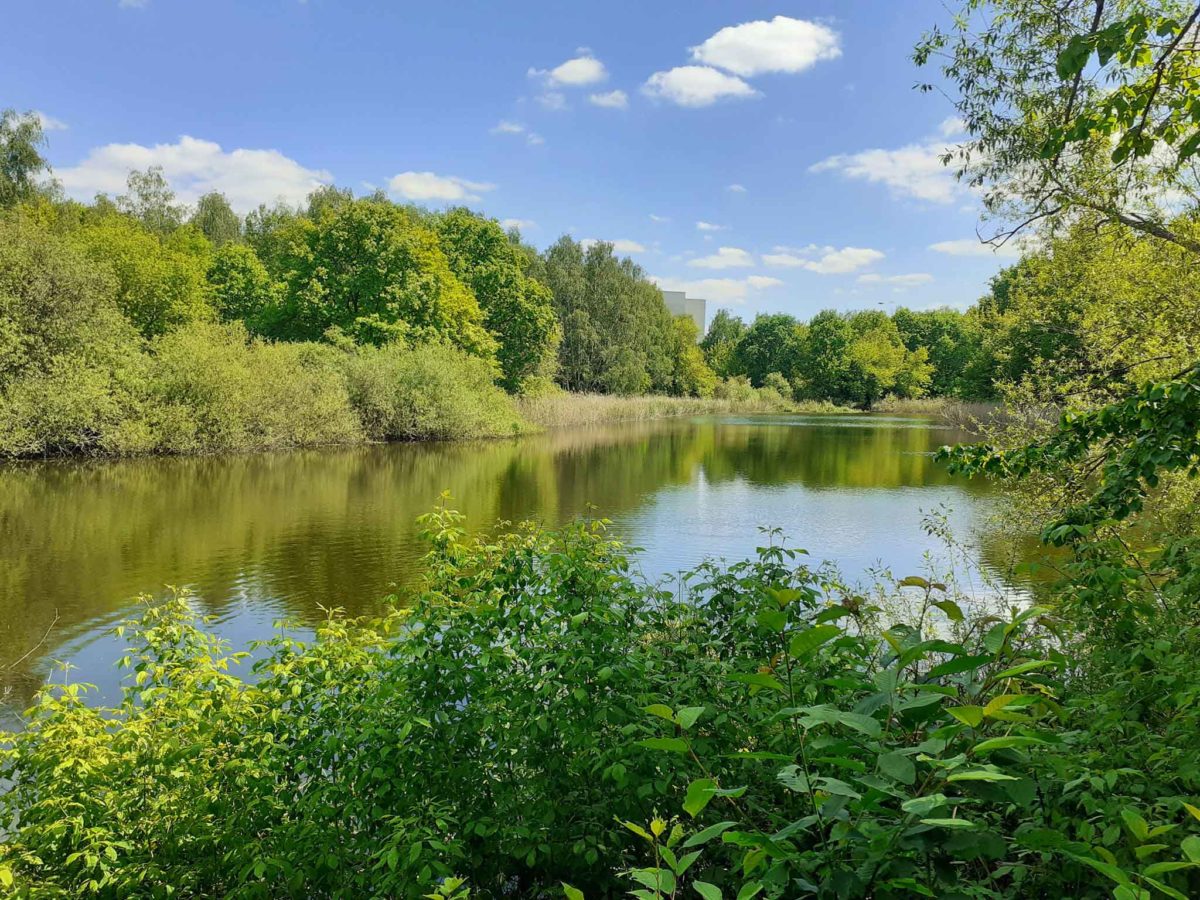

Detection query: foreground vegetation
(2, 385), (1199, 896)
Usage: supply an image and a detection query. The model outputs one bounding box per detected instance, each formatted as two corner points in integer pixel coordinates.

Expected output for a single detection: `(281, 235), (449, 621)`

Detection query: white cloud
(696, 221), (725, 231)
(746, 275), (784, 290)
(690, 15), (841, 77)
(500, 218), (535, 231)
(589, 89), (628, 109)
(490, 120), (544, 145)
(929, 238), (1024, 258)
(649, 214), (670, 223)
(34, 111), (68, 131)
(726, 183), (747, 193)
(529, 53), (608, 87)
(581, 238), (646, 254)
(938, 116), (967, 137)
(642, 66), (757, 108)
(688, 246), (754, 269)
(56, 135), (331, 213)
(537, 91), (568, 111)
(653, 275), (780, 304)
(857, 273), (934, 287)
(388, 171), (495, 203)
(762, 244), (884, 274)
(810, 141), (962, 204)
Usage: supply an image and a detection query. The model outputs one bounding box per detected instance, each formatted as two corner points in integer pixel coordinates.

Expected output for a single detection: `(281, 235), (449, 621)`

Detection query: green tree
(72, 212), (213, 337)
(700, 309), (747, 376)
(190, 192), (241, 247)
(117, 167), (187, 236)
(264, 198), (497, 360)
(917, 0), (1200, 254)
(0, 109), (51, 209)
(541, 238), (675, 394)
(434, 208), (560, 392)
(733, 313), (805, 387)
(892, 307), (985, 397)
(207, 243), (279, 328)
(669, 314), (717, 397)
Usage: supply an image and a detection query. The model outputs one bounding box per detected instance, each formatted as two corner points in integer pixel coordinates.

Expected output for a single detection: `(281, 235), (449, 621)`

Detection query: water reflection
(1, 414), (1031, 709)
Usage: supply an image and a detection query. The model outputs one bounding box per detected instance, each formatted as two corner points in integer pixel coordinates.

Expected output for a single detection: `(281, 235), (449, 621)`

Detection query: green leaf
(1121, 808), (1150, 842)
(948, 706), (984, 727)
(681, 821), (736, 849)
(946, 767), (1018, 783)
(693, 883), (722, 900)
(879, 751), (916, 785)
(929, 655), (991, 678)
(676, 706), (704, 730)
(644, 704), (675, 722)
(993, 659), (1057, 679)
(792, 704), (882, 738)
(636, 737), (689, 754)
(1182, 835), (1200, 863)
(563, 884), (585, 900)
(921, 817), (977, 828)
(902, 793), (948, 816)
(972, 735), (1048, 754)
(1067, 853), (1131, 886)
(735, 883), (763, 900)
(899, 576), (930, 588)
(932, 598), (964, 622)
(0, 866), (11, 889)
(728, 672), (786, 693)
(683, 779), (717, 818)
(788, 625), (841, 659)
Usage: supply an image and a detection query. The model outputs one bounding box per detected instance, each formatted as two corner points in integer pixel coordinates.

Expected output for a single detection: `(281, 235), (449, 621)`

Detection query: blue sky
(4, 1), (1020, 320)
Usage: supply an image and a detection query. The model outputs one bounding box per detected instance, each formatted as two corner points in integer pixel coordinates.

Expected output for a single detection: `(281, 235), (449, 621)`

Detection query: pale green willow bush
(339, 340), (523, 441)
(2, 505), (1198, 897)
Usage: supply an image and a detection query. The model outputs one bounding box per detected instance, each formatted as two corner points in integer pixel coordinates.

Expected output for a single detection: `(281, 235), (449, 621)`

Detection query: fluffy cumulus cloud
(762, 244), (884, 275)
(56, 135), (332, 213)
(688, 246), (754, 269)
(642, 66), (757, 108)
(727, 183), (747, 193)
(696, 220), (725, 231)
(388, 171), (495, 203)
(690, 16), (841, 77)
(929, 238), (1024, 258)
(857, 273), (934, 288)
(500, 218), (535, 231)
(529, 51), (608, 87)
(653, 275), (781, 305)
(588, 90), (628, 109)
(581, 238), (646, 254)
(810, 141), (962, 204)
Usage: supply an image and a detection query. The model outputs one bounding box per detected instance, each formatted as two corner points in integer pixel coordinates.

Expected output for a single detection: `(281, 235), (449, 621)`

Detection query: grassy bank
(518, 388), (847, 430)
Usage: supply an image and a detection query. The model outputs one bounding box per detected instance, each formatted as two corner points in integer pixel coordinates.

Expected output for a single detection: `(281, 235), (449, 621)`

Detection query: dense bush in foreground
(2, 488), (1198, 896)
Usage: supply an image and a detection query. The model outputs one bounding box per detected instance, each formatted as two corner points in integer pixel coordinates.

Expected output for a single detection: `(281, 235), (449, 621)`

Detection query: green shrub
(2, 502), (1197, 898)
(340, 341), (523, 441)
(145, 321), (362, 453)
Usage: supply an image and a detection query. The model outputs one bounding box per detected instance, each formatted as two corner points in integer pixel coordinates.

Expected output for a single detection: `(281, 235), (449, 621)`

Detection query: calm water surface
(0, 414), (1032, 712)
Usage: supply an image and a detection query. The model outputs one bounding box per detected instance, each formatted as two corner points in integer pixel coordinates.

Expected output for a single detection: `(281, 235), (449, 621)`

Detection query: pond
(0, 413), (1034, 713)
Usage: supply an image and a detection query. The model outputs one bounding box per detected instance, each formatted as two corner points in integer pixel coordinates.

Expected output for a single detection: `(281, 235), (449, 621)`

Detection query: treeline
(0, 109), (756, 456)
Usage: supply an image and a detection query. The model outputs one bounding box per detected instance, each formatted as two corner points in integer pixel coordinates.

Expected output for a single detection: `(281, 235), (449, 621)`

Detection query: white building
(660, 290), (707, 337)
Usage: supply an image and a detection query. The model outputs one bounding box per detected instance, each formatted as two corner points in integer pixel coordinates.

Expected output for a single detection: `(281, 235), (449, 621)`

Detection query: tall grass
(516, 387), (846, 429)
